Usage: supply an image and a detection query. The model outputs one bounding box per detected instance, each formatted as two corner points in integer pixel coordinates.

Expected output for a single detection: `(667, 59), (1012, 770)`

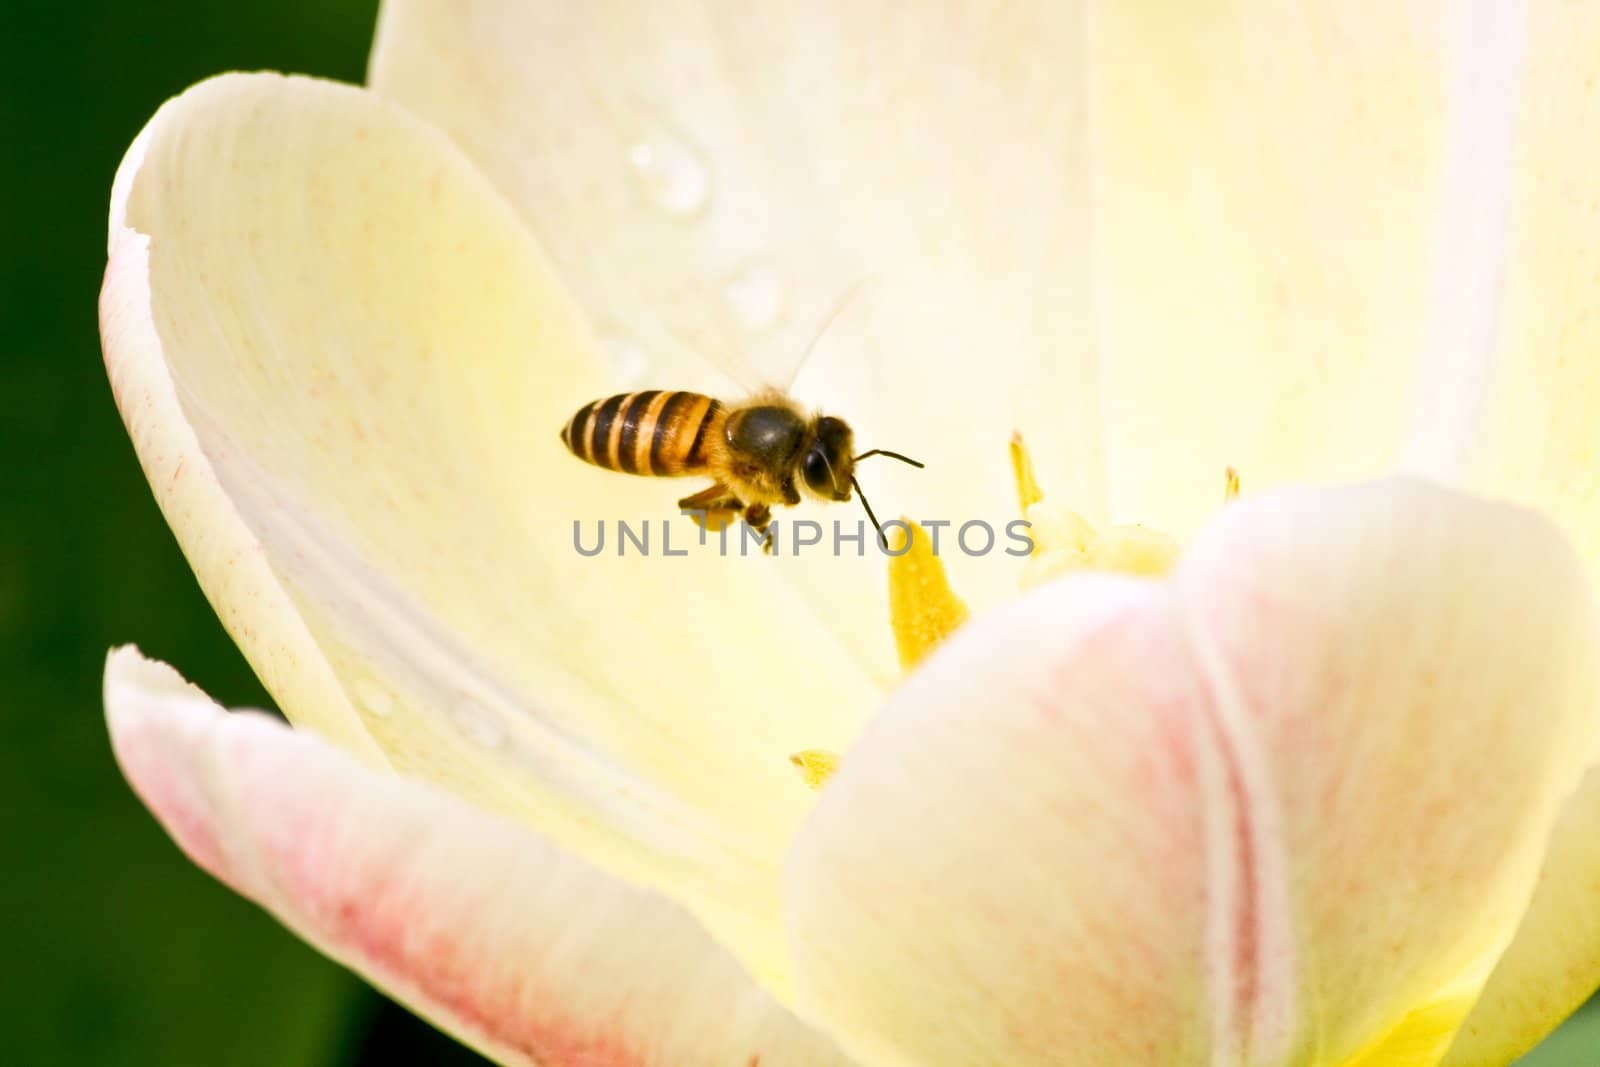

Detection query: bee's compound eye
(802, 447), (832, 493)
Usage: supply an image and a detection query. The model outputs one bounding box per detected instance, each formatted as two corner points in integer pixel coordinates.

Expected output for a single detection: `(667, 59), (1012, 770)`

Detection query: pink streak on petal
(258, 796), (649, 1067)
(106, 649), (851, 1067)
(1186, 581), (1306, 1066)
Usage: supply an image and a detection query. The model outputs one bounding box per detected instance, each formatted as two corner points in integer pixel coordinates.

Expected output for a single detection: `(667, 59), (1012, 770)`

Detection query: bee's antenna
(851, 451), (922, 548)
(853, 449), (925, 469)
(851, 476), (890, 549)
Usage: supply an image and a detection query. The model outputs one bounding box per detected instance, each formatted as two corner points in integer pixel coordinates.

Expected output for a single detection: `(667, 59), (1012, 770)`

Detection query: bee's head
(799, 415), (855, 501)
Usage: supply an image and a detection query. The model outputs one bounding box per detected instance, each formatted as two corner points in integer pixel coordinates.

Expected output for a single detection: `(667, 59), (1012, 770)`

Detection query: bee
(560, 387), (922, 551)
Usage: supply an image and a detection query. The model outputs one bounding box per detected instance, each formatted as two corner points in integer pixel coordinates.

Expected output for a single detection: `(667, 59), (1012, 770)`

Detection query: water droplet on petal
(451, 695), (507, 750)
(627, 129), (711, 218)
(724, 262), (786, 334)
(353, 679), (394, 719)
(600, 334), (649, 385)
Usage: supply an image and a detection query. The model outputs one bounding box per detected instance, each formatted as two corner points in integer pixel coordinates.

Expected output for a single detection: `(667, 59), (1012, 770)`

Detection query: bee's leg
(744, 503), (775, 555)
(678, 482), (740, 511)
(679, 482), (743, 533)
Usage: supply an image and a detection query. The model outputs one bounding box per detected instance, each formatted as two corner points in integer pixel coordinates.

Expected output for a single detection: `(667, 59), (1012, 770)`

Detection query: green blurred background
(0, 1), (1595, 1064)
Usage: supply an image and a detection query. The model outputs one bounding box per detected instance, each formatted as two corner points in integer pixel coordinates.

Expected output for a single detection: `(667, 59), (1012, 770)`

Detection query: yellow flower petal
(1441, 765), (1600, 1066)
(1085, 5), (1453, 536)
(100, 72), (876, 990)
(101, 91), (389, 765)
(371, 0), (1109, 629)
(787, 481), (1599, 1066)
(1415, 9), (1600, 596)
(1340, 978), (1485, 1067)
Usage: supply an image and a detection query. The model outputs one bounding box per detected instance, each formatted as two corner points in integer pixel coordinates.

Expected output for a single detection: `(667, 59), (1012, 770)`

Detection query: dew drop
(723, 262), (786, 334)
(353, 679), (394, 719)
(627, 130), (712, 217)
(600, 334), (649, 385)
(451, 695), (507, 750)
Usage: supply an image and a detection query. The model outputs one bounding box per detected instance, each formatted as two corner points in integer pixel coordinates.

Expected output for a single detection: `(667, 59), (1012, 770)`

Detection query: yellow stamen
(789, 749), (840, 790)
(1010, 431), (1044, 513)
(816, 439), (1187, 781)
(887, 520), (970, 671)
(804, 441), (1190, 794)
(1224, 465), (1240, 503)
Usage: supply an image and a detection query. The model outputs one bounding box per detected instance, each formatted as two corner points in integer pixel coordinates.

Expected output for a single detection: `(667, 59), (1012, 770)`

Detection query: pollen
(887, 520), (970, 671)
(790, 749), (840, 790)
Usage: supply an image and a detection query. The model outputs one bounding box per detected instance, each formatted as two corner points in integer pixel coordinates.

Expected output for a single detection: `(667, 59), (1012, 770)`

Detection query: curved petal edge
(1442, 764), (1600, 1066)
(100, 72), (383, 761)
(785, 479), (1599, 1067)
(104, 646), (854, 1067)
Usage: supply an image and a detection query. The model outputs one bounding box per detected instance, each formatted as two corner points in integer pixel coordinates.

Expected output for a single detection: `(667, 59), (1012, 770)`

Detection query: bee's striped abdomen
(561, 391), (724, 476)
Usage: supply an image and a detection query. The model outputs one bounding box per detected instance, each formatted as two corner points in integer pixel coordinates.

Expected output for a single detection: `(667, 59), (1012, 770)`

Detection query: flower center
(1011, 432), (1183, 589)
(789, 434), (1234, 790)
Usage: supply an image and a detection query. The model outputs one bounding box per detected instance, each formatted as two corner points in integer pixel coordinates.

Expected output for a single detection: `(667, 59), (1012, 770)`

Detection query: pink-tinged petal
(1441, 765), (1600, 1065)
(105, 647), (854, 1067)
(786, 480), (1599, 1066)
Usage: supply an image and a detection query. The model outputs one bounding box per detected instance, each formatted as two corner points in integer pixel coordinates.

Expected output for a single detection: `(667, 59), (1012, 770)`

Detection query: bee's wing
(580, 259), (882, 397)
(776, 275), (889, 390)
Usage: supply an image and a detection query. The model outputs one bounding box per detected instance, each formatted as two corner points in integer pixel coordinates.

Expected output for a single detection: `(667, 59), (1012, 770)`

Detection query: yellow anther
(887, 436), (1182, 679)
(789, 749), (840, 790)
(1224, 466), (1240, 503)
(1010, 431), (1044, 513)
(888, 520), (970, 670)
(1085, 525), (1181, 576)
